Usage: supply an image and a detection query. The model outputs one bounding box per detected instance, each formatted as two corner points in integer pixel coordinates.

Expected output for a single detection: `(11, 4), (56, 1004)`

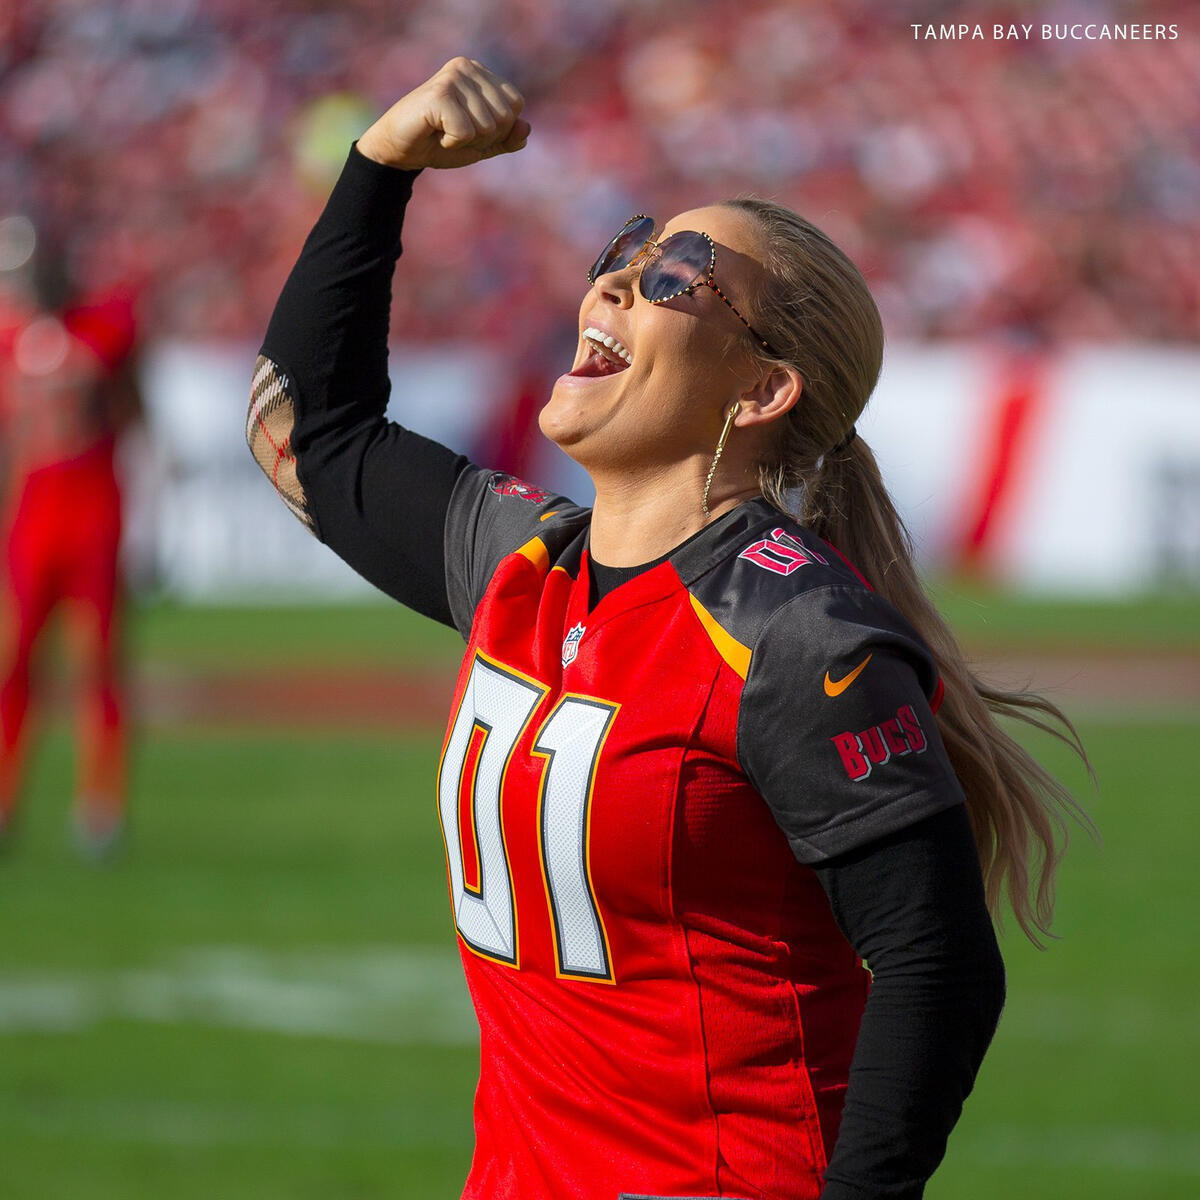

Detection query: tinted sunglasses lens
(588, 216), (655, 283)
(640, 233), (712, 302)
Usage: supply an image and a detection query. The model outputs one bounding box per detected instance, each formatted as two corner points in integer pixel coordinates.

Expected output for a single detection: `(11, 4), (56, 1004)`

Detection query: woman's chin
(539, 384), (594, 450)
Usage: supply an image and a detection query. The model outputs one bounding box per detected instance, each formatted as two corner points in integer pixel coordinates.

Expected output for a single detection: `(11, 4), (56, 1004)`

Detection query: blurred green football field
(1, 591), (1197, 1199)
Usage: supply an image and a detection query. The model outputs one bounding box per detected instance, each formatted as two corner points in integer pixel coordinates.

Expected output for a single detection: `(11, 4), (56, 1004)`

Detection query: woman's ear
(735, 363), (803, 427)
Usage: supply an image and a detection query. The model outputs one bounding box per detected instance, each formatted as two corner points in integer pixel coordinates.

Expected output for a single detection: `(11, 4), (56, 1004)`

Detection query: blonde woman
(250, 58), (1085, 1200)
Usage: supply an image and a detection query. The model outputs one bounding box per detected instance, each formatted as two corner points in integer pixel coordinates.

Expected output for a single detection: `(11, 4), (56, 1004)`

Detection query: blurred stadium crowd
(0, 0), (1195, 359)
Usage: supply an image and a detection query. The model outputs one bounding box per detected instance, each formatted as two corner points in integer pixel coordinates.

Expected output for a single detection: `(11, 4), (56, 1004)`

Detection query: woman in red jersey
(250, 59), (1087, 1200)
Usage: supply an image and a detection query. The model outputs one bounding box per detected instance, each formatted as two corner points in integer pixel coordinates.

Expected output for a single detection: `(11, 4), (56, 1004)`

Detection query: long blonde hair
(724, 196), (1093, 945)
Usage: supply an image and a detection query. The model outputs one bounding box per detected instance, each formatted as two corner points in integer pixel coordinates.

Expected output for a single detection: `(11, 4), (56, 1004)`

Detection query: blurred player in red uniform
(0, 216), (141, 855)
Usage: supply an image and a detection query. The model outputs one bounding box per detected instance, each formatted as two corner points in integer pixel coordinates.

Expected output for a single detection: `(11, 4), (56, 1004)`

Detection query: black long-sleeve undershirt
(814, 808), (1005, 1198)
(261, 152), (465, 626)
(259, 144), (1006, 1199)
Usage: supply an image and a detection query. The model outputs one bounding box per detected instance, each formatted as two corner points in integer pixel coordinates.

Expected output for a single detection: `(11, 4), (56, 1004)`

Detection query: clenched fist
(357, 57), (529, 170)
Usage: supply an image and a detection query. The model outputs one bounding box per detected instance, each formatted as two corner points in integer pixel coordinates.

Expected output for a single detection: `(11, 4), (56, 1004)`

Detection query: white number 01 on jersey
(437, 653), (618, 982)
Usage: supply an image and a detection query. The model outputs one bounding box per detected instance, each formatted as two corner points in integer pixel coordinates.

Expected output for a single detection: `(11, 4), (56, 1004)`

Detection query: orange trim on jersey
(458, 722), (488, 895)
(688, 594), (752, 680)
(516, 535), (550, 574)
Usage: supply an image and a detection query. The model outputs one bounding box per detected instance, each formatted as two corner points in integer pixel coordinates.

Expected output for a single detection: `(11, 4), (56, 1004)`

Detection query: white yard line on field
(2, 952), (1197, 1174)
(0, 944), (477, 1044)
(1, 956), (1192, 1050)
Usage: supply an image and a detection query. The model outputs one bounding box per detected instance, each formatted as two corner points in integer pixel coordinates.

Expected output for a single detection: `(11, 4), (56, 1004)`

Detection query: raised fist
(357, 57), (530, 170)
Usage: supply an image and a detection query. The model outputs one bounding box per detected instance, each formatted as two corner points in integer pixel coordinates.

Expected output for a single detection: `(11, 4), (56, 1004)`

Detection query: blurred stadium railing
(128, 341), (1200, 600)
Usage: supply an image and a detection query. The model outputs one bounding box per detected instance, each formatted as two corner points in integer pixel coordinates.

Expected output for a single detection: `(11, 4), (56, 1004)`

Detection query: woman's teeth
(582, 326), (632, 365)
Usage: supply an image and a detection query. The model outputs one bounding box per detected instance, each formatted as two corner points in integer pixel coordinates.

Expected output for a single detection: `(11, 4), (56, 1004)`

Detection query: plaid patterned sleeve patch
(247, 354), (314, 533)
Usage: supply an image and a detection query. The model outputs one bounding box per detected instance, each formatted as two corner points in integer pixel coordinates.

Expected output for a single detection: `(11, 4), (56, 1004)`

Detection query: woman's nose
(594, 267), (636, 308)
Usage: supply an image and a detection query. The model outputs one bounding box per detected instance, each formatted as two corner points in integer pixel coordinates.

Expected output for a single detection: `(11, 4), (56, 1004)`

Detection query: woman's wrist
(355, 125), (405, 168)
(349, 139), (423, 180)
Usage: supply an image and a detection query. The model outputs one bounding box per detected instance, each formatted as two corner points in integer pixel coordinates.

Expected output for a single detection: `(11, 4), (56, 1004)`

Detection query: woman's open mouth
(568, 326), (633, 377)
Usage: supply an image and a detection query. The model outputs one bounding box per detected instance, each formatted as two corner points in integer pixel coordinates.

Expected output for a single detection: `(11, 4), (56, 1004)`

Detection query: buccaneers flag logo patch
(487, 472), (550, 504)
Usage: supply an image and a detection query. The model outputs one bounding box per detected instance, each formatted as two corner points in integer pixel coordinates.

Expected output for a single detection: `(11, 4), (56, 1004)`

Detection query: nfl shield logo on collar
(561, 623), (585, 668)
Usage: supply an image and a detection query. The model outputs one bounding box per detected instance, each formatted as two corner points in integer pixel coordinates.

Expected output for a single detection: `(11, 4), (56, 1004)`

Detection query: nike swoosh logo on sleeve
(824, 653), (873, 697)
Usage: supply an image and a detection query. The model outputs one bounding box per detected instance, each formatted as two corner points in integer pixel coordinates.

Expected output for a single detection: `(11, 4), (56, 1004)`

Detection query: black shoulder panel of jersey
(677, 499), (964, 863)
(444, 464), (591, 639)
(672, 499), (879, 652)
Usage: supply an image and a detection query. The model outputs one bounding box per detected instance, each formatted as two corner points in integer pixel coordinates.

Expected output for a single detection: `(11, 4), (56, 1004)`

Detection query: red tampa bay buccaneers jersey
(437, 467), (963, 1200)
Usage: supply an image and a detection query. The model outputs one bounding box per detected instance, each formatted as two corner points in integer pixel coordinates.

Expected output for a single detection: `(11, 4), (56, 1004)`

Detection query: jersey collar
(668, 497), (784, 586)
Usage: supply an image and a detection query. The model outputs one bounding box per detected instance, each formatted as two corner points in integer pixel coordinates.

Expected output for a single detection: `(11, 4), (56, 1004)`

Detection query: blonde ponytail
(806, 439), (1091, 944)
(725, 196), (1093, 944)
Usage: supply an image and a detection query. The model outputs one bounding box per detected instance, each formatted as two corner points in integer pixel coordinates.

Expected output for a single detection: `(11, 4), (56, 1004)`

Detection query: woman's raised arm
(247, 60), (529, 625)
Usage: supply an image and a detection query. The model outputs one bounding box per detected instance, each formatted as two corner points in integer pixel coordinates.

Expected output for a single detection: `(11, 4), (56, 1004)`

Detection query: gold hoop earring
(702, 402), (741, 520)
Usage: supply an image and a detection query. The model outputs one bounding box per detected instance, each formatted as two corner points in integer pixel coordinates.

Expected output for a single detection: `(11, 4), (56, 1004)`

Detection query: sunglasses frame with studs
(587, 214), (780, 357)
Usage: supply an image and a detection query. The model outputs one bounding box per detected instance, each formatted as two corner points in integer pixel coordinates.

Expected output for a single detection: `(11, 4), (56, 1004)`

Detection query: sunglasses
(587, 214), (779, 357)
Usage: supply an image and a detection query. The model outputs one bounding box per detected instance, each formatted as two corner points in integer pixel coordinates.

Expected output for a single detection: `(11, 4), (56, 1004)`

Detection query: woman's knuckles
(365, 59), (526, 168)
